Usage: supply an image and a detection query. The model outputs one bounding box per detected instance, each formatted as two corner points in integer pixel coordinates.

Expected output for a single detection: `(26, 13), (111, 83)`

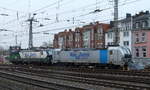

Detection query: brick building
(53, 10), (150, 66)
(53, 30), (68, 49)
(82, 22), (110, 48)
(94, 22), (110, 48)
(82, 23), (95, 48)
(53, 22), (110, 49)
(66, 29), (75, 48)
(74, 28), (83, 48)
(53, 34), (59, 48)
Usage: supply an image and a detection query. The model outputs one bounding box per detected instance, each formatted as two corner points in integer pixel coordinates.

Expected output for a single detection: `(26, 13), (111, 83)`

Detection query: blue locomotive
(52, 46), (132, 68)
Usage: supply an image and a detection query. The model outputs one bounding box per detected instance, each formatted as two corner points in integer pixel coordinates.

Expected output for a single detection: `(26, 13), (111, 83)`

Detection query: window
(83, 31), (90, 48)
(142, 47), (147, 57)
(98, 28), (103, 34)
(108, 33), (110, 39)
(108, 42), (111, 45)
(95, 33), (98, 40)
(111, 42), (113, 45)
(108, 33), (110, 38)
(142, 21), (148, 28)
(123, 32), (126, 36)
(108, 33), (112, 39)
(125, 23), (129, 30)
(76, 32), (80, 42)
(123, 31), (129, 37)
(40, 51), (43, 55)
(127, 23), (131, 30)
(141, 32), (146, 42)
(97, 29), (103, 40)
(135, 48), (139, 57)
(129, 22), (132, 29)
(135, 33), (139, 43)
(135, 22), (140, 29)
(123, 41), (129, 46)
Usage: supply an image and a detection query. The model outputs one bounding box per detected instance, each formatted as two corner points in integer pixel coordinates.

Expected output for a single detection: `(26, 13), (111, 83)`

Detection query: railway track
(13, 69), (150, 90)
(1, 64), (150, 77)
(0, 70), (86, 90)
(0, 65), (150, 90)
(0, 68), (121, 90)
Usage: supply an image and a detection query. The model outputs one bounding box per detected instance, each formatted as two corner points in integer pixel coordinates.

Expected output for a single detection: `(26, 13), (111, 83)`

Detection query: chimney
(64, 29), (67, 32)
(135, 13), (138, 17)
(126, 13), (131, 18)
(95, 21), (99, 25)
(90, 22), (93, 25)
(69, 29), (72, 32)
(145, 11), (149, 14)
(110, 21), (114, 27)
(139, 11), (144, 16)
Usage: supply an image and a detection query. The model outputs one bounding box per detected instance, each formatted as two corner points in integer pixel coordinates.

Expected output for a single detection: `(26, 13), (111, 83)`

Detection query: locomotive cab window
(40, 51), (43, 55)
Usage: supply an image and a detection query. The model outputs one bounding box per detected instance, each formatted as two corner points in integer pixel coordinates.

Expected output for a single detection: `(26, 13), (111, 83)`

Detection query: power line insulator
(93, 9), (103, 13)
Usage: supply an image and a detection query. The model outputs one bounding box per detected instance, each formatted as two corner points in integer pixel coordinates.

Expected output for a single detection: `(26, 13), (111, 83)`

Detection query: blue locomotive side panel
(99, 50), (108, 64)
(70, 52), (90, 59)
(53, 50), (100, 63)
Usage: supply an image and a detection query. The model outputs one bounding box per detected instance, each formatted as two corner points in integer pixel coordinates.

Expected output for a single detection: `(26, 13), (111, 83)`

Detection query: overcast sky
(0, 0), (149, 49)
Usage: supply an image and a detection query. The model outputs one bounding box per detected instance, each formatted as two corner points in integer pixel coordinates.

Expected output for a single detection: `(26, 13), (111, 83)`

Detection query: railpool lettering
(70, 52), (90, 59)
(24, 53), (37, 58)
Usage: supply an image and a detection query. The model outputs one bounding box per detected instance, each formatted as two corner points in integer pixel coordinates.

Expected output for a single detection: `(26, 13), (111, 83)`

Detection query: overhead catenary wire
(33, 0), (141, 22)
(0, 0), (145, 46)
(0, 0), (115, 27)
(0, 6), (25, 13)
(76, 0), (143, 17)
(39, 0), (109, 18)
(2, 0), (142, 34)
(2, 14), (28, 26)
(34, 0), (125, 19)
(32, 0), (64, 13)
(31, 0), (142, 32)
(5, 0), (141, 27)
(1, 0), (59, 26)
(1, 0), (69, 27)
(32, 0), (86, 14)
(32, 16), (126, 34)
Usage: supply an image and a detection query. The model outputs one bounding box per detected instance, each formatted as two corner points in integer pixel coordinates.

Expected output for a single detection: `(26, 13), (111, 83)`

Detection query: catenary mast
(28, 13), (36, 49)
(113, 0), (119, 45)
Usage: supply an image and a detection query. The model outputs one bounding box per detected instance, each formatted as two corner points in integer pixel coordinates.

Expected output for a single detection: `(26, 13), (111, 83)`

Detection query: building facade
(105, 14), (133, 51)
(118, 14), (132, 50)
(132, 11), (150, 65)
(53, 22), (110, 49)
(105, 28), (113, 46)
(53, 34), (59, 48)
(94, 23), (110, 48)
(105, 11), (150, 66)
(53, 10), (150, 66)
(66, 29), (75, 48)
(74, 28), (83, 48)
(82, 23), (95, 48)
(53, 30), (69, 49)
